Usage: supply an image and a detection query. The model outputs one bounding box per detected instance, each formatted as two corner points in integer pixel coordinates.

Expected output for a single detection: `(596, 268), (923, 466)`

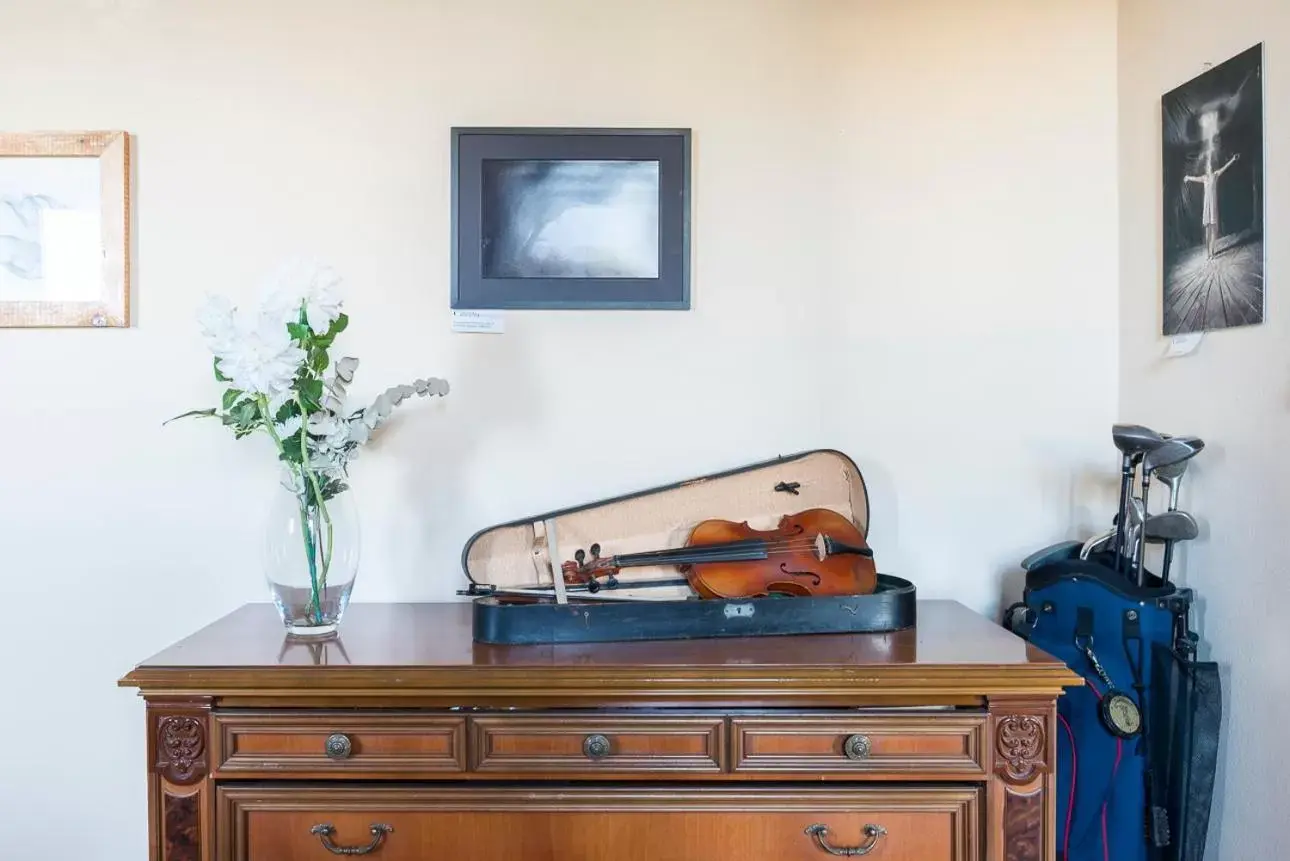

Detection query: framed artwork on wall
(1161, 44), (1264, 335)
(451, 127), (690, 310)
(0, 130), (132, 328)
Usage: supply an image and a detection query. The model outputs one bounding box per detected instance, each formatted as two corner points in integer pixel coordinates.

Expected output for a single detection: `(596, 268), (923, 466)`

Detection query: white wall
(826, 0), (1121, 613)
(0, 2), (1119, 858)
(1119, 1), (1288, 856)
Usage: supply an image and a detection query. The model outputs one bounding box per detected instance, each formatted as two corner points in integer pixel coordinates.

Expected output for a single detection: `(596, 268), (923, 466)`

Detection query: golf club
(1143, 510), (1200, 543)
(1135, 440), (1203, 585)
(1111, 424), (1166, 574)
(1154, 436), (1205, 581)
(1145, 508), (1200, 584)
(1127, 496), (1146, 573)
(1080, 527), (1115, 560)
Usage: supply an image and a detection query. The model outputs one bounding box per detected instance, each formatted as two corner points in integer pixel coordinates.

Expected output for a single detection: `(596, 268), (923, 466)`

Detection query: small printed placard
(1164, 332), (1203, 358)
(451, 309), (505, 334)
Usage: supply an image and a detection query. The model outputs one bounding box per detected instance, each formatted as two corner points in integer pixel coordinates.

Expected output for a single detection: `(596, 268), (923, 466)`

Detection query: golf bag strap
(1076, 606), (1094, 640)
(1123, 611), (1169, 853)
(1066, 606), (1121, 857)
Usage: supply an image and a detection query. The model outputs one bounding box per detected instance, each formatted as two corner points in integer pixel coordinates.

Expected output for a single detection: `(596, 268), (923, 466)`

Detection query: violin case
(459, 449), (916, 644)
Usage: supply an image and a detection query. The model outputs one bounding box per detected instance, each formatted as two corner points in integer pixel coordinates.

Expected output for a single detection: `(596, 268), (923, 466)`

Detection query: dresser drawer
(731, 712), (987, 778)
(468, 714), (725, 776)
(212, 712), (466, 777)
(219, 784), (981, 861)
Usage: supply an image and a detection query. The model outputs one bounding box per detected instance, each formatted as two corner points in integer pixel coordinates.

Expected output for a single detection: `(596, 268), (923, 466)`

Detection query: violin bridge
(814, 532), (827, 561)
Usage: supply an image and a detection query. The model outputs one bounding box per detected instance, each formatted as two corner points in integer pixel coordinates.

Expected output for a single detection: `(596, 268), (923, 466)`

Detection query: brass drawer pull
(325, 733), (353, 760)
(842, 734), (871, 760)
(805, 824), (887, 856)
(582, 733), (612, 760)
(310, 823), (393, 856)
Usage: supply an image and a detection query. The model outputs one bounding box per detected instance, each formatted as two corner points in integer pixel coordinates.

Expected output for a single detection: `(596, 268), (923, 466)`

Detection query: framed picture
(451, 127), (690, 310)
(1161, 44), (1264, 335)
(0, 131), (132, 328)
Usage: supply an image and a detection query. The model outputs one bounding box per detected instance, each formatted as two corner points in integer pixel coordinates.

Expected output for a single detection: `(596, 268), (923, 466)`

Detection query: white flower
(261, 259), (345, 334)
(196, 294), (236, 354)
(200, 300), (306, 398)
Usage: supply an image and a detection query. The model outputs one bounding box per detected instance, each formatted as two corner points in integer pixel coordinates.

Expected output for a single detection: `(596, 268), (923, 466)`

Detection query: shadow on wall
(383, 323), (547, 597)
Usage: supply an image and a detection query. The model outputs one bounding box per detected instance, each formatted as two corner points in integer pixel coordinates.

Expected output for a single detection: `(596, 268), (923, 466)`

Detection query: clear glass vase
(263, 467), (360, 636)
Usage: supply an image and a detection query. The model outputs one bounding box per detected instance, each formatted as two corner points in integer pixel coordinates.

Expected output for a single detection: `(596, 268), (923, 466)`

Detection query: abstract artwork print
(481, 160), (660, 279)
(0, 157), (104, 303)
(1161, 44), (1264, 335)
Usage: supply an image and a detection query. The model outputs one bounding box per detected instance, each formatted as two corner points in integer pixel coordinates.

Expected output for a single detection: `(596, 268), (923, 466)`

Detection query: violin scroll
(561, 543), (621, 589)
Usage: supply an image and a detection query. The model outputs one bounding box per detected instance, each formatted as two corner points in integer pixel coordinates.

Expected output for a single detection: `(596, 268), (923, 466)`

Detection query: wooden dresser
(119, 599), (1080, 861)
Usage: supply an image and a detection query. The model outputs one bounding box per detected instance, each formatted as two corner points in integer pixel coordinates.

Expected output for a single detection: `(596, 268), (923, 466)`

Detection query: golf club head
(1080, 528), (1115, 560)
(1153, 436), (1205, 480)
(1127, 496), (1146, 569)
(1128, 496), (1145, 527)
(1144, 438), (1203, 476)
(1113, 424), (1166, 459)
(1144, 511), (1199, 543)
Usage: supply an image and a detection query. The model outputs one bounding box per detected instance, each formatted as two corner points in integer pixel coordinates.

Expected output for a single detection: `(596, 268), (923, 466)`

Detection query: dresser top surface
(119, 600), (1079, 704)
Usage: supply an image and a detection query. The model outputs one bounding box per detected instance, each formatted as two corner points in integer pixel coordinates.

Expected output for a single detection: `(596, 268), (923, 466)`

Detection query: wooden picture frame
(451, 127), (690, 310)
(0, 130), (132, 327)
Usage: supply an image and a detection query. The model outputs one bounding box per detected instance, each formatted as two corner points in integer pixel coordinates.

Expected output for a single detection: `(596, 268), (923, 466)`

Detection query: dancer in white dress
(1184, 151), (1240, 259)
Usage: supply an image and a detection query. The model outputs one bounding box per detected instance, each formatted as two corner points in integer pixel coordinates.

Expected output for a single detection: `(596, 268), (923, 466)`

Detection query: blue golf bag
(1003, 548), (1220, 861)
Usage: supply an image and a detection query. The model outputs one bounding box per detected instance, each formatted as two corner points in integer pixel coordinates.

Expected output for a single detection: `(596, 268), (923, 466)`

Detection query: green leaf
(278, 439), (304, 463)
(299, 378), (325, 413)
(310, 347), (330, 374)
(213, 358), (230, 382)
(330, 313), (349, 336)
(274, 399), (299, 424)
(163, 408), (217, 425)
(287, 322), (311, 341)
(222, 389), (244, 410)
(230, 399), (260, 429)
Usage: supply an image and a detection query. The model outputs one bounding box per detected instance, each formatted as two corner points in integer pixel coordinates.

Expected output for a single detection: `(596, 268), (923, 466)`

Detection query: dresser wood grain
(219, 785), (982, 861)
(731, 712), (988, 779)
(120, 600), (1081, 861)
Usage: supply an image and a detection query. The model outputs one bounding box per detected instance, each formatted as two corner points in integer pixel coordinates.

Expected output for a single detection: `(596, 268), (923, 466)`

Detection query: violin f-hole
(778, 563), (822, 586)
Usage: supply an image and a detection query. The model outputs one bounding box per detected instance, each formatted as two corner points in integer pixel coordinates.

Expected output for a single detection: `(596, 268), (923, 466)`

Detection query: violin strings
(649, 536), (865, 557)
(570, 535), (871, 574)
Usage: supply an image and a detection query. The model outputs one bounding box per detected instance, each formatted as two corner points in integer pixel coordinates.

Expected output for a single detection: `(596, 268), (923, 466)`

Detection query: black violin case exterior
(459, 449), (916, 644)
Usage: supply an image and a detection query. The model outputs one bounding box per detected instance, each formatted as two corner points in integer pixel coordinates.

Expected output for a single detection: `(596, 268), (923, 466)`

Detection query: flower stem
(296, 395), (334, 582)
(261, 396), (325, 626)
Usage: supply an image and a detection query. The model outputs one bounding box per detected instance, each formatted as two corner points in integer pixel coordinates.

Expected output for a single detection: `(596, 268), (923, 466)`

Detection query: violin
(560, 508), (878, 600)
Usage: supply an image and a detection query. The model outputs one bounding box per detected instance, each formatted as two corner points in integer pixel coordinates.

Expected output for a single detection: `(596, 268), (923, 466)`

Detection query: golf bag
(1003, 549), (1221, 861)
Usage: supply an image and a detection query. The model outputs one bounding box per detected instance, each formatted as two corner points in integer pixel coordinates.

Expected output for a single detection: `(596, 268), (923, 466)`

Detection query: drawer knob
(805, 823), (887, 856)
(311, 823), (392, 856)
(325, 733), (353, 760)
(842, 734), (871, 760)
(582, 733), (612, 760)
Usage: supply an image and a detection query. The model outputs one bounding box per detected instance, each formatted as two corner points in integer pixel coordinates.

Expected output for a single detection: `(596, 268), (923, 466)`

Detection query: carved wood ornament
(994, 714), (1046, 785)
(156, 715), (207, 785)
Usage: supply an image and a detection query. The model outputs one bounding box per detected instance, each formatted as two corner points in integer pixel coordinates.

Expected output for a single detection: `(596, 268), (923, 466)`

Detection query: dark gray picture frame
(451, 127), (691, 310)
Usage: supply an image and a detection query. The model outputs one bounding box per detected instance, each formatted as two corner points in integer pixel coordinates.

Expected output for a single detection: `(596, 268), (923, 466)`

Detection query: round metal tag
(1101, 690), (1142, 738)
